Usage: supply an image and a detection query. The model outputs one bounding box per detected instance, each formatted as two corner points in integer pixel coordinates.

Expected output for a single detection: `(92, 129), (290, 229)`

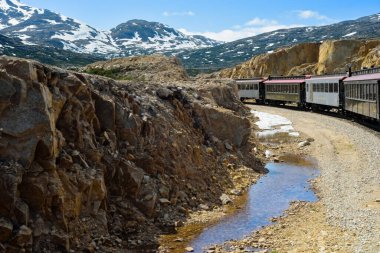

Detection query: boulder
(0, 218), (13, 242)
(298, 141), (311, 148)
(11, 225), (32, 247)
(156, 88), (173, 100)
(220, 193), (232, 205)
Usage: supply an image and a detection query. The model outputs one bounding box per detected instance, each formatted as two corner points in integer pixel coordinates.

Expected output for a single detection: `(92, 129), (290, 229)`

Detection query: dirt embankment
(0, 56), (264, 252)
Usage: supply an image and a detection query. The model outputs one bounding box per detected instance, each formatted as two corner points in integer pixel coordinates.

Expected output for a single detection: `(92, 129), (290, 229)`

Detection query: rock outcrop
(219, 39), (380, 78)
(82, 54), (188, 82)
(0, 56), (261, 252)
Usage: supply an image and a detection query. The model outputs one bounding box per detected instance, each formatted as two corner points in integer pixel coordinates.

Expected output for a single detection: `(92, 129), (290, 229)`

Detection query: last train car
(306, 74), (347, 111)
(236, 78), (265, 102)
(343, 68), (380, 121)
(264, 75), (309, 106)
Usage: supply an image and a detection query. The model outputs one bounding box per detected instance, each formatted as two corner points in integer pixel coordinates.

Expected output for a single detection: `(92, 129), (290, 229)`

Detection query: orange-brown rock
(0, 56), (261, 252)
(82, 54), (188, 82)
(219, 39), (380, 78)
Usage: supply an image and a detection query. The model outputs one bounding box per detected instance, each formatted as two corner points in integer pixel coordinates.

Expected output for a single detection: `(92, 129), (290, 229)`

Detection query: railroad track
(244, 101), (380, 133)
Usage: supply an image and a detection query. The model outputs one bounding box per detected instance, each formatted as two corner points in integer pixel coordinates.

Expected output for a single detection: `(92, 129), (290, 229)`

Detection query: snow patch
(342, 32), (357, 37)
(251, 110), (299, 138)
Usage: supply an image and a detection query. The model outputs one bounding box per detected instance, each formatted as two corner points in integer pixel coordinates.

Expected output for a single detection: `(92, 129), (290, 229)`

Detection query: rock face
(0, 56), (260, 252)
(82, 54), (189, 82)
(219, 39), (380, 78)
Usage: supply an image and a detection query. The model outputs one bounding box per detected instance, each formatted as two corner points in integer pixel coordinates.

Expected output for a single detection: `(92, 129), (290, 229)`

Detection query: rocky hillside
(0, 55), (262, 252)
(218, 39), (380, 78)
(0, 0), (221, 57)
(82, 54), (189, 82)
(179, 13), (380, 72)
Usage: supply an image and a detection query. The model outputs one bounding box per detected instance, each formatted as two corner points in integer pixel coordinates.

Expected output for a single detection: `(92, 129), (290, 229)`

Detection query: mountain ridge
(0, 0), (221, 57)
(179, 13), (380, 73)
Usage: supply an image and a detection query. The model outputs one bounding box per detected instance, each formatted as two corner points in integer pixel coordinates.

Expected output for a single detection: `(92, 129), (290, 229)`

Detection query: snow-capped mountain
(0, 0), (221, 56)
(111, 19), (220, 55)
(0, 32), (103, 66)
(179, 13), (380, 72)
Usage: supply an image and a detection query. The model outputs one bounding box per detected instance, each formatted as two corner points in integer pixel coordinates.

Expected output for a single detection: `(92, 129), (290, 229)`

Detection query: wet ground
(188, 157), (319, 252)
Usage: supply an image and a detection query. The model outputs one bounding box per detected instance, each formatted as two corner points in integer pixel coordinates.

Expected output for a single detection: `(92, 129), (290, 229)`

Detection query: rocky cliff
(219, 39), (380, 78)
(0, 56), (261, 252)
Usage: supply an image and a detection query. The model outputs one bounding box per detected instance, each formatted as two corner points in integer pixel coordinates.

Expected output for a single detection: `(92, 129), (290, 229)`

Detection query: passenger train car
(236, 67), (380, 123)
(344, 68), (380, 121)
(305, 74), (346, 110)
(264, 76), (308, 107)
(236, 78), (265, 103)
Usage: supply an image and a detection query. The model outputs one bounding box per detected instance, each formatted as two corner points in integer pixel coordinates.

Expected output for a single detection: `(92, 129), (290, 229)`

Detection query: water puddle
(188, 157), (319, 252)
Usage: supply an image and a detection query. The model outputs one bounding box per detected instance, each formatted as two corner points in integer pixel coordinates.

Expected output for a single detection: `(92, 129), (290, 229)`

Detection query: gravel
(250, 105), (380, 253)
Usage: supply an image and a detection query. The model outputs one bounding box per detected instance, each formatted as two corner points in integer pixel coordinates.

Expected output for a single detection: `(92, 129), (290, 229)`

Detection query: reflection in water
(189, 161), (319, 252)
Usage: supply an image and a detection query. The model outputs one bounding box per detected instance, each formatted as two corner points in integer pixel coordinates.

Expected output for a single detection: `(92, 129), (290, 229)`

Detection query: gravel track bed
(250, 105), (380, 253)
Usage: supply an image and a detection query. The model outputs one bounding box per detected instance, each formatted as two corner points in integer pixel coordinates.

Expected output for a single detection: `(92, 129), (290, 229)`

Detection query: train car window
(324, 83), (328, 93)
(334, 83), (338, 93)
(360, 84), (363, 99)
(329, 83), (333, 93)
(365, 84), (368, 100)
(348, 84), (351, 97)
(372, 83), (375, 100)
(354, 84), (357, 98)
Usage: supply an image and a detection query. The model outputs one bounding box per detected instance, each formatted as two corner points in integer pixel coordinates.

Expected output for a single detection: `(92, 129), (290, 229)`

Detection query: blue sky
(22, 0), (380, 42)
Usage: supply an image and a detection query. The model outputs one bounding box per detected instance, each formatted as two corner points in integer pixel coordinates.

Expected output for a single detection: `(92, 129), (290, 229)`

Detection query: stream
(189, 157), (319, 252)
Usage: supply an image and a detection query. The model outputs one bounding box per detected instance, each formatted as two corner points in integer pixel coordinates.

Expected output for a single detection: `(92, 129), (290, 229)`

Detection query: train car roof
(235, 78), (265, 82)
(308, 74), (347, 81)
(345, 73), (380, 82)
(264, 79), (305, 84)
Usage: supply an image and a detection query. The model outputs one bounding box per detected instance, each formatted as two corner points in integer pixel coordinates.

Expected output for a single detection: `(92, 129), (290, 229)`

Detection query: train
(236, 67), (380, 123)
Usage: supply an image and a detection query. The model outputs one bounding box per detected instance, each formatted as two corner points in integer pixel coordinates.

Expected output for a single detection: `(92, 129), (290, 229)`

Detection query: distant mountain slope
(0, 0), (221, 57)
(0, 33), (103, 67)
(179, 13), (380, 72)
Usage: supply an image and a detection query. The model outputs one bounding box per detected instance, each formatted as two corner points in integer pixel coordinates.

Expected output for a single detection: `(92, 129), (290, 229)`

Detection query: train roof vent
(313, 73), (347, 78)
(352, 67), (380, 76)
(235, 77), (263, 81)
(268, 75), (306, 80)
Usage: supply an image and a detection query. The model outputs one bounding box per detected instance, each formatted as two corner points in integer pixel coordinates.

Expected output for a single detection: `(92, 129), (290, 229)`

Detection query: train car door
(309, 83), (314, 102)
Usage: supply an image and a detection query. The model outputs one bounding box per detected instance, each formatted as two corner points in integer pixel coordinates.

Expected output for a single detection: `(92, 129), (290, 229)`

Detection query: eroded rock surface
(218, 39), (380, 78)
(0, 56), (261, 252)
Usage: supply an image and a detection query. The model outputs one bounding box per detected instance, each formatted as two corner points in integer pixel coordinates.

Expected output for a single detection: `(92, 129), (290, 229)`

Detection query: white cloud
(179, 18), (304, 42)
(296, 10), (330, 20)
(245, 18), (278, 26)
(163, 11), (195, 17)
